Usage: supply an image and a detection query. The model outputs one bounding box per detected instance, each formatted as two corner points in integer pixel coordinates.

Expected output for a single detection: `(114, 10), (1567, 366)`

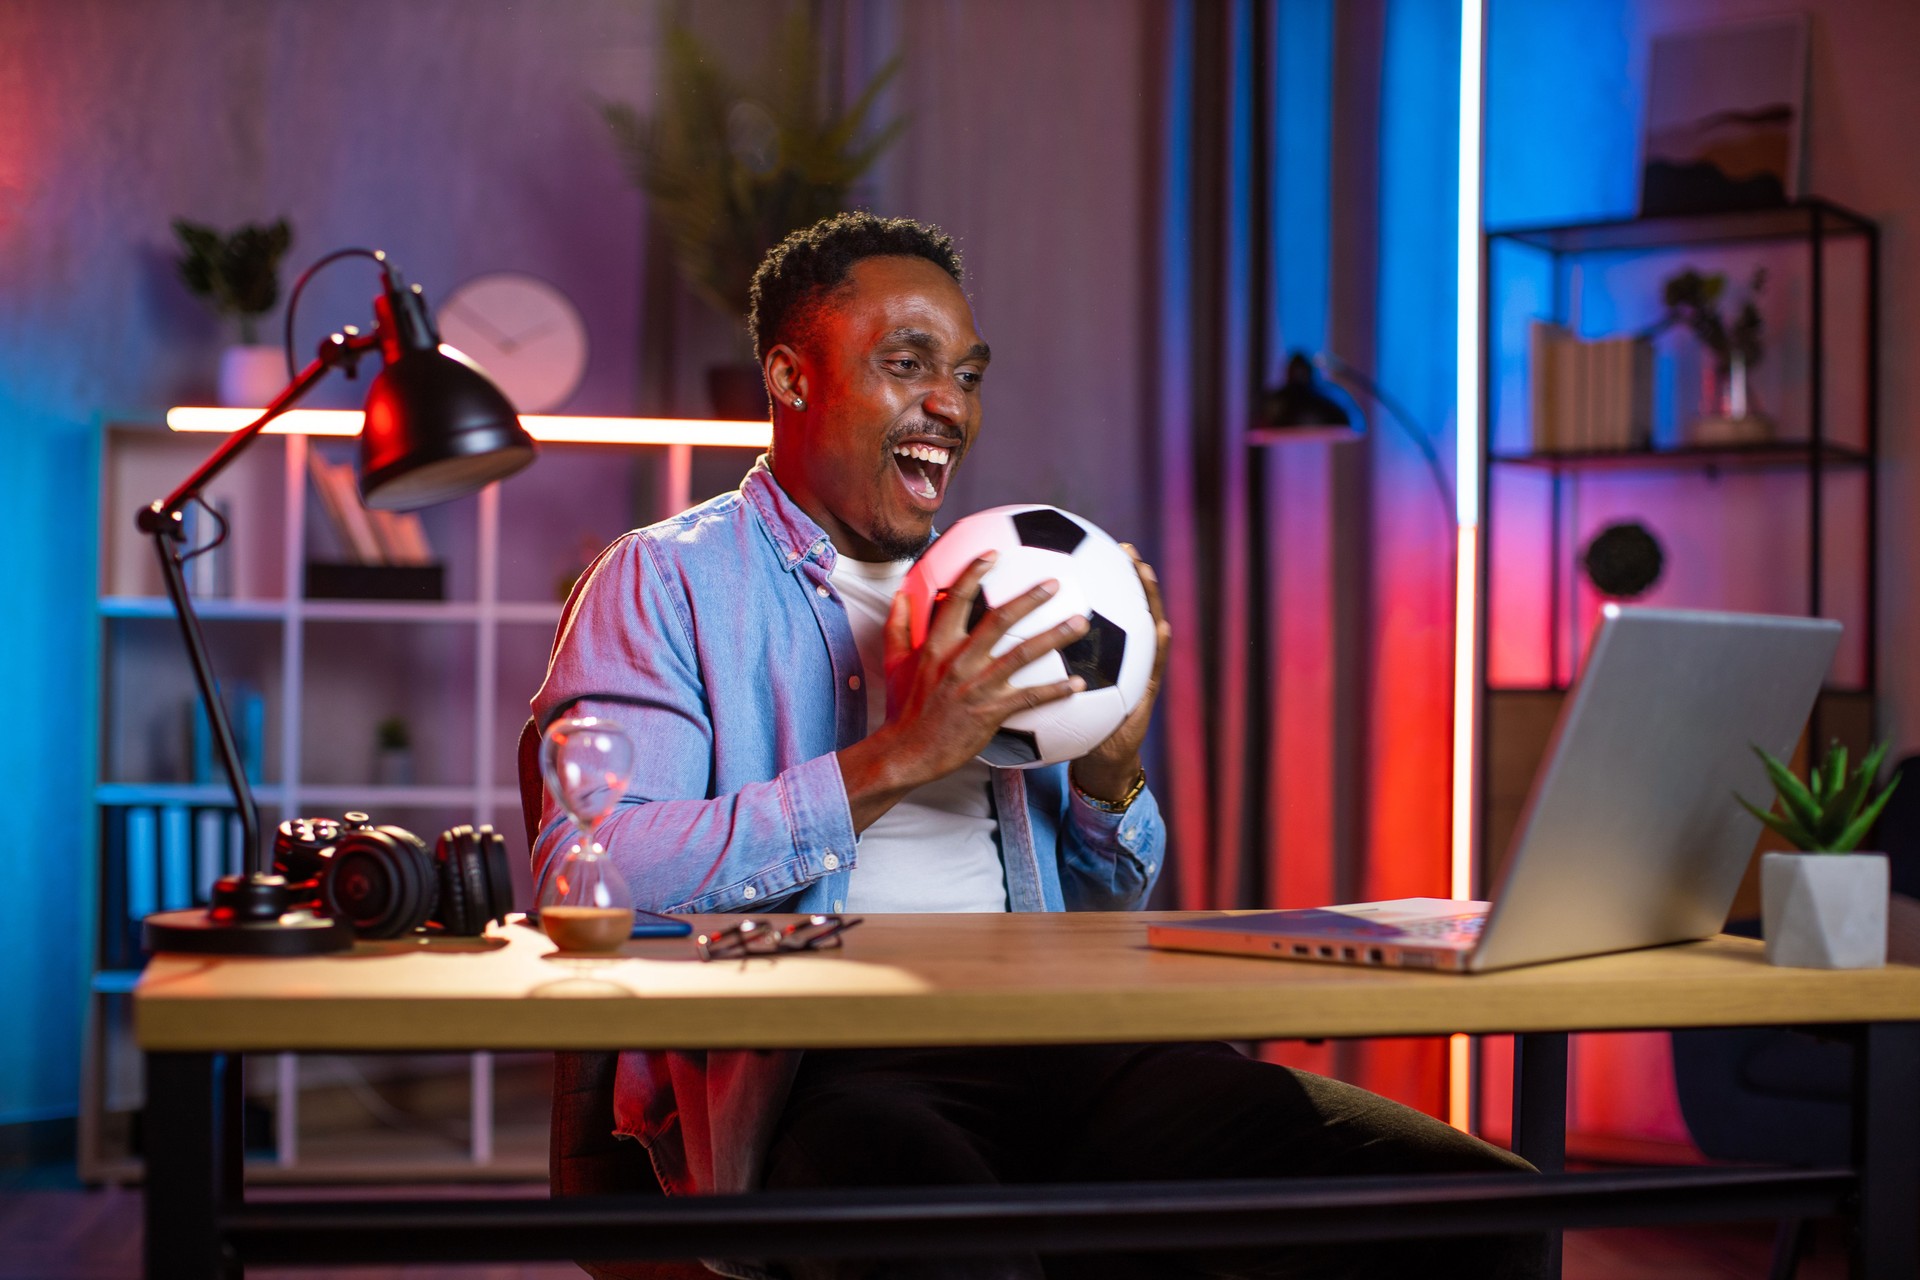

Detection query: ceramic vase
(1761, 850), (1888, 969)
(218, 344), (286, 408)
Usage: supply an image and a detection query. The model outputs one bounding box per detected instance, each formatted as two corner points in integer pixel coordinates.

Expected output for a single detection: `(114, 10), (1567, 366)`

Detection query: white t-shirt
(828, 554), (1008, 913)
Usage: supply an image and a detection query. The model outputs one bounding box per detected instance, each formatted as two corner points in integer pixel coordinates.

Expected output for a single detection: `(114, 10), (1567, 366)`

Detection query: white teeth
(892, 443), (951, 466)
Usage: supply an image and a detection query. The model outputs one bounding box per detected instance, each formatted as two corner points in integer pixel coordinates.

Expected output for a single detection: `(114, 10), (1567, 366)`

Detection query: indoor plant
(374, 715), (414, 788)
(600, 8), (902, 417)
(1738, 739), (1898, 968)
(1653, 266), (1770, 444)
(172, 216), (294, 407)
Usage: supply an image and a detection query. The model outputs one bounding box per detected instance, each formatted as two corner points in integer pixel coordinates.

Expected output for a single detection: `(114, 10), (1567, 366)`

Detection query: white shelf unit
(81, 421), (687, 1183)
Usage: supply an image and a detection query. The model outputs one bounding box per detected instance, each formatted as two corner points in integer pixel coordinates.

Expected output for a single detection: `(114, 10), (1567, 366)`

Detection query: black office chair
(520, 717), (710, 1280)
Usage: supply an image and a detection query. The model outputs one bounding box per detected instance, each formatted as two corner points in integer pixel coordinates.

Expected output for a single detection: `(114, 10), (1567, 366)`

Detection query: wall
(848, 0), (1159, 543)
(0, 0), (656, 1125)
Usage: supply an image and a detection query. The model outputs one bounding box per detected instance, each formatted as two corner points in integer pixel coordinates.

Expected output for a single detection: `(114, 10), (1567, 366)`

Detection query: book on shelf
(307, 452), (434, 565)
(124, 806), (158, 923)
(159, 803), (192, 911)
(100, 807), (131, 969)
(227, 811), (245, 881)
(1528, 322), (1652, 453)
(177, 498), (233, 597)
(195, 807), (226, 899)
(190, 683), (265, 786)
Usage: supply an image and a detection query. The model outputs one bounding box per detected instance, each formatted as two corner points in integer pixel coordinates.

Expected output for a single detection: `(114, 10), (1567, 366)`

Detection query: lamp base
(143, 873), (355, 956)
(144, 908), (354, 955)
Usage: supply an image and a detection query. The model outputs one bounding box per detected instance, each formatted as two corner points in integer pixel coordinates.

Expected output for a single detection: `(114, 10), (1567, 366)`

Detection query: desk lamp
(142, 249), (537, 955)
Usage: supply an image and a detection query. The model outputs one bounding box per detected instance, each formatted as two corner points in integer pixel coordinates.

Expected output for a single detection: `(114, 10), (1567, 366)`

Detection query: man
(532, 213), (1539, 1279)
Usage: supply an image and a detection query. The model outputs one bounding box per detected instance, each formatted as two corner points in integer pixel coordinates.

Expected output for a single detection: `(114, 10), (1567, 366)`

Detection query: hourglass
(537, 716), (637, 952)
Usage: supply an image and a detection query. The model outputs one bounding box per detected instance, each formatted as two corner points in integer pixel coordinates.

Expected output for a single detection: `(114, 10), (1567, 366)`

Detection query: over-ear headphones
(274, 812), (514, 940)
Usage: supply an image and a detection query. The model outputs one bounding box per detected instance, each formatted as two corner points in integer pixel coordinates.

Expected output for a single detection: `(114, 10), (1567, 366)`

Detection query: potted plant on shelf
(374, 715), (414, 788)
(172, 217), (294, 408)
(1652, 266), (1770, 445)
(1738, 739), (1899, 969)
(600, 8), (903, 419)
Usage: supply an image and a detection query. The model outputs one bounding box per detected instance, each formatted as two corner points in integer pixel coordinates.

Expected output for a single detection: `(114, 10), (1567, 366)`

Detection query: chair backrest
(516, 716), (543, 853)
(1871, 754), (1920, 900)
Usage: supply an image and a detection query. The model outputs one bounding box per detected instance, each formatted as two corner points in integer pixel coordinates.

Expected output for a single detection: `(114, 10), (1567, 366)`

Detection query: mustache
(884, 420), (966, 450)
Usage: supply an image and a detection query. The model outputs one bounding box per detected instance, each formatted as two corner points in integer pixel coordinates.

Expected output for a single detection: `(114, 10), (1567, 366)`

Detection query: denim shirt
(529, 458), (1166, 1202)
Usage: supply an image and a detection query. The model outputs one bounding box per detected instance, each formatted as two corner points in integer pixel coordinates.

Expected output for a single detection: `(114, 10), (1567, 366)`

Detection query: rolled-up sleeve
(1057, 782), (1166, 909)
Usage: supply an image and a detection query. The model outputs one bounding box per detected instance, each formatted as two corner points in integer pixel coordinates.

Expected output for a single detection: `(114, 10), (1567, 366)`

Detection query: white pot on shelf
(218, 344), (286, 408)
(1761, 851), (1888, 969)
(374, 747), (415, 788)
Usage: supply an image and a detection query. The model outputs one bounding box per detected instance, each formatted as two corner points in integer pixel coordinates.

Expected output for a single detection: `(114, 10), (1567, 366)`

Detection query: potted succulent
(600, 8), (902, 418)
(1737, 740), (1899, 969)
(172, 217), (294, 408)
(1652, 266), (1770, 444)
(373, 715), (414, 788)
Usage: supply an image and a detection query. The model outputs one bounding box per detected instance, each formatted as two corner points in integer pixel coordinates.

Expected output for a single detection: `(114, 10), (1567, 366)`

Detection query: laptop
(1147, 605), (1842, 973)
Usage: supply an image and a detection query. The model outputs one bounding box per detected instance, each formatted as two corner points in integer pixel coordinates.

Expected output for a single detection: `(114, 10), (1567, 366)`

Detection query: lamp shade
(357, 278), (538, 511)
(1262, 352), (1358, 432)
(359, 343), (537, 510)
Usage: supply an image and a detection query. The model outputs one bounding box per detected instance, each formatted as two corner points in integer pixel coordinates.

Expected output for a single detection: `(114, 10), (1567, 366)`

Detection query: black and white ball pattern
(899, 505), (1154, 768)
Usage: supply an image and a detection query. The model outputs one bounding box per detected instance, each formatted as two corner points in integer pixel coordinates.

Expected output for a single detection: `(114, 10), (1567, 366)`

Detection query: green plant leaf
(598, 7), (905, 322)
(1754, 746), (1822, 833)
(1736, 794), (1819, 851)
(1819, 740), (1847, 805)
(1832, 739), (1891, 829)
(1829, 776), (1900, 853)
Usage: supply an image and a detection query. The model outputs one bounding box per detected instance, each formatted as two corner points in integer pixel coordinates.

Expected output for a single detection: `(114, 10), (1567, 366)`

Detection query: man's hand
(1069, 544), (1171, 805)
(837, 553), (1090, 832)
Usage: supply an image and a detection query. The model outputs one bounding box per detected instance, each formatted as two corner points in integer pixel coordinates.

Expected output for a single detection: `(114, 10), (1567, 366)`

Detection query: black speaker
(274, 812), (513, 940)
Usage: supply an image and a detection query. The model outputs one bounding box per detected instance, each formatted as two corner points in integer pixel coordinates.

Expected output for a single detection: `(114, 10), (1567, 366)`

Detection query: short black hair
(748, 212), (963, 363)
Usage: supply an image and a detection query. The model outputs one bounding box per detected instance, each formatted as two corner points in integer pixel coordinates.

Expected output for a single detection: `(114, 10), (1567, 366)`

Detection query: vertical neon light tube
(1449, 0), (1485, 1135)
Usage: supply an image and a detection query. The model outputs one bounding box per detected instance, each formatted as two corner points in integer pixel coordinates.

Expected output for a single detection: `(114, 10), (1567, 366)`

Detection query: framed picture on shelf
(1640, 15), (1808, 217)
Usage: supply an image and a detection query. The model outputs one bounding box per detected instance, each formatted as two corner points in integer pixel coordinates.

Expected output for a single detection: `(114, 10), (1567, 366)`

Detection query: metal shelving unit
(1477, 199), (1880, 874)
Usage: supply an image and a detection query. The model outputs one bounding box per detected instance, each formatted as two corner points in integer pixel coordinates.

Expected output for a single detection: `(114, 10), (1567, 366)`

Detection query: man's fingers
(930, 553), (997, 645)
(981, 613), (1089, 685)
(1123, 544), (1173, 691)
(993, 676), (1083, 719)
(964, 578), (1064, 656)
(1125, 544), (1170, 630)
(883, 589), (913, 658)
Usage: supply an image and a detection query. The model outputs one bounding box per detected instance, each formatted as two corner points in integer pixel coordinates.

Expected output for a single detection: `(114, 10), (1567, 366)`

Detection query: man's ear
(764, 344), (808, 408)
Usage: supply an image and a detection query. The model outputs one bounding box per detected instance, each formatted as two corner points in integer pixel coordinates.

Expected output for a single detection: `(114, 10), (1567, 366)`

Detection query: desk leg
(1512, 1032), (1568, 1280)
(145, 1052), (241, 1280)
(1851, 1021), (1920, 1279)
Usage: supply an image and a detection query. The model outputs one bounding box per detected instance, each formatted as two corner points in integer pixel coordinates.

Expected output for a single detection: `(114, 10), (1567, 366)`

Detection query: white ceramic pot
(374, 747), (415, 788)
(1761, 851), (1888, 969)
(218, 344), (286, 408)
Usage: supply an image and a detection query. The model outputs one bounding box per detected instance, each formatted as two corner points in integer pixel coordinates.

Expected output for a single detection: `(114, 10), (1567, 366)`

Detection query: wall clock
(436, 272), (589, 413)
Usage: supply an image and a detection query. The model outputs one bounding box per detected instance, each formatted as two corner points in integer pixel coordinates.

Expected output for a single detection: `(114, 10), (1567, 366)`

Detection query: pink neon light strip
(167, 407), (771, 449)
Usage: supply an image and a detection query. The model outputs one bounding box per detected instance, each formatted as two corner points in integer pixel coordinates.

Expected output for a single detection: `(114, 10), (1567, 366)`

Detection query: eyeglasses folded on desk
(696, 914), (863, 962)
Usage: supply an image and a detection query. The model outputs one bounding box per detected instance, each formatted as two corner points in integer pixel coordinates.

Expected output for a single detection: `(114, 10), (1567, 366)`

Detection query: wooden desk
(136, 913), (1920, 1278)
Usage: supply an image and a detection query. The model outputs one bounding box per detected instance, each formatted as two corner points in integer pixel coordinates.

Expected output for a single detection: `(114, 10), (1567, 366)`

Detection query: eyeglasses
(694, 914), (863, 962)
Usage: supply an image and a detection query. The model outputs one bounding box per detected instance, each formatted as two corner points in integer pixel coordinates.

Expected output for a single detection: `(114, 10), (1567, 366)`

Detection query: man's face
(777, 255), (989, 562)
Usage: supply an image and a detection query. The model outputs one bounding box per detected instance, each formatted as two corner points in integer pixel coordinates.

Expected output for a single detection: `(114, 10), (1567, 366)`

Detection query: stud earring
(791, 397), (806, 410)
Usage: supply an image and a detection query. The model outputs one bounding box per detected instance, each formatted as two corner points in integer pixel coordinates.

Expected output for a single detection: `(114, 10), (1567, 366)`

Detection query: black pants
(761, 1042), (1546, 1280)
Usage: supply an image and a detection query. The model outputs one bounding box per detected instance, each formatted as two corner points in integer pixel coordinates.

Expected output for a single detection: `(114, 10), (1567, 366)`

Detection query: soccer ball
(898, 505), (1154, 768)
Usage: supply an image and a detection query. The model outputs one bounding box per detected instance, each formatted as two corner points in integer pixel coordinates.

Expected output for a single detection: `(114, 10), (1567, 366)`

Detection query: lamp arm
(137, 329), (379, 880)
(1319, 352), (1456, 523)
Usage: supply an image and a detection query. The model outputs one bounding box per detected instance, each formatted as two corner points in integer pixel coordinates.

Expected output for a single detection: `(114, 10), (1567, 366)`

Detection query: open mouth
(890, 440), (954, 507)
